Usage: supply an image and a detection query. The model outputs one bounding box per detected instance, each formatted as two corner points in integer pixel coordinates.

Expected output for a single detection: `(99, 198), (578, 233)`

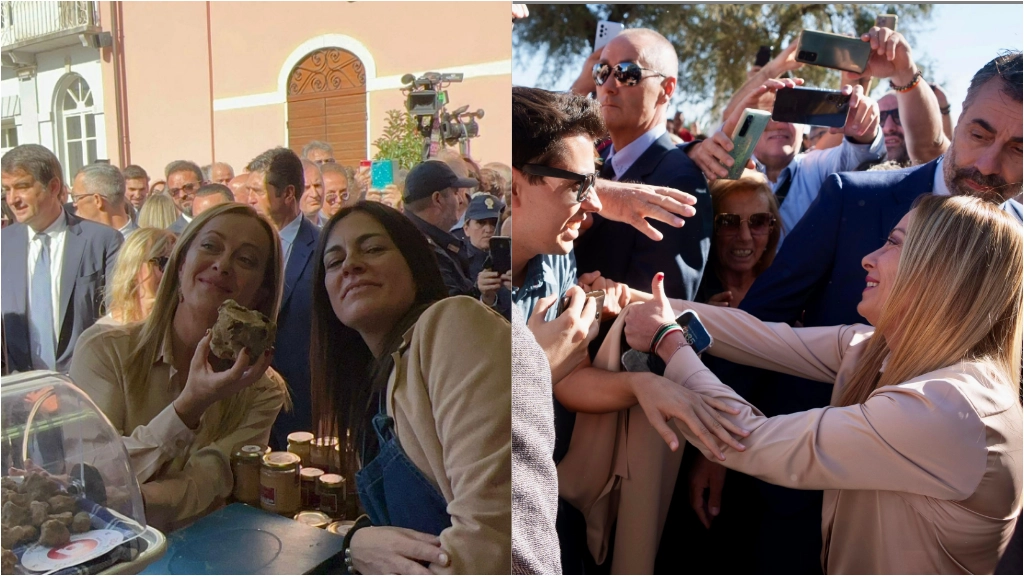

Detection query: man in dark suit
(1, 145), (123, 374)
(572, 28), (711, 301)
(165, 160), (205, 235)
(681, 51), (1023, 574)
(245, 147), (319, 450)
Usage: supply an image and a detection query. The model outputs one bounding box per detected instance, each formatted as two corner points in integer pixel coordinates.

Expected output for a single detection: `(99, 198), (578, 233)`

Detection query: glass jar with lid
(286, 431), (314, 466)
(231, 443), (269, 505)
(300, 467), (324, 509)
(260, 451), (301, 516)
(310, 436), (338, 472)
(316, 473), (346, 519)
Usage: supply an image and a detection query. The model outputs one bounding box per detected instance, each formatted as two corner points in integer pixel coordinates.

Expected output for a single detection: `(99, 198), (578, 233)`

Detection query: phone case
(796, 30), (872, 74)
(725, 109), (771, 180)
(595, 20), (624, 51)
(772, 87), (851, 128)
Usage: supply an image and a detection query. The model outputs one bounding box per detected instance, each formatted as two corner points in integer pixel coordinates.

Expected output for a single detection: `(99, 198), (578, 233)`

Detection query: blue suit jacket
(741, 159), (937, 328)
(1, 211), (123, 374)
(574, 133), (712, 300)
(268, 217), (319, 449)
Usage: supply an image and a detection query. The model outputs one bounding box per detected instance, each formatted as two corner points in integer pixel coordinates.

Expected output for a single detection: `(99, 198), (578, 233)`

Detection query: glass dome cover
(2, 371), (146, 574)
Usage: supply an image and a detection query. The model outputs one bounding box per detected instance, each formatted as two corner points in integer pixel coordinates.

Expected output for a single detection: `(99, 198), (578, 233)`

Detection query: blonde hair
(138, 193), (180, 229)
(125, 203), (287, 442)
(709, 170), (781, 275)
(106, 228), (176, 324)
(838, 195), (1023, 406)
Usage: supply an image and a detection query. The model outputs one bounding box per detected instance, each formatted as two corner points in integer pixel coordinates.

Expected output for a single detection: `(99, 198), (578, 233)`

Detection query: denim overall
(355, 386), (452, 536)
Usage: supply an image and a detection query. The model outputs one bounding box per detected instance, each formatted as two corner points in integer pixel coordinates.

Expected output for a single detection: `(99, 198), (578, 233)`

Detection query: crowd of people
(1, 133), (514, 572)
(511, 5), (1022, 575)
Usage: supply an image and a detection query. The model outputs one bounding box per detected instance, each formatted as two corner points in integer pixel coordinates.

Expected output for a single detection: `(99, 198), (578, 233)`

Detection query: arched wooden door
(287, 48), (368, 167)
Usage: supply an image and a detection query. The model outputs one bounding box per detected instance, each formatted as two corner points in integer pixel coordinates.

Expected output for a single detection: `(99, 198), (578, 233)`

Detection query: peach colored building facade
(2, 1), (511, 182)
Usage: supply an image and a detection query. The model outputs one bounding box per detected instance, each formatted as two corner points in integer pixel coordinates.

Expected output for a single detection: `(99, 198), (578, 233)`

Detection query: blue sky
(513, 3), (1024, 127)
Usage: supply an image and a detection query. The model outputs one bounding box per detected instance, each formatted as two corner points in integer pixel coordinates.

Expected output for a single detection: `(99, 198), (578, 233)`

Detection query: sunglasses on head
(149, 256), (169, 272)
(520, 164), (596, 203)
(592, 61), (668, 87)
(879, 109), (902, 127)
(714, 212), (776, 236)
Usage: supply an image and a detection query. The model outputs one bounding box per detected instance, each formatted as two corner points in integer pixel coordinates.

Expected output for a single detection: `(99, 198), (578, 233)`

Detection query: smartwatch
(674, 309), (713, 355)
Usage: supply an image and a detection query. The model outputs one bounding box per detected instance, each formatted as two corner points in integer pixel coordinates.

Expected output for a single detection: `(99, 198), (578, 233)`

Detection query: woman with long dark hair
(310, 201), (511, 574)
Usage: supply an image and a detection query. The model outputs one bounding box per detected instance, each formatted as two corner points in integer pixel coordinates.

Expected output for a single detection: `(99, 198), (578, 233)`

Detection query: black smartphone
(772, 87), (851, 128)
(796, 29), (872, 74)
(488, 236), (511, 275)
(557, 290), (605, 324)
(755, 45), (772, 67)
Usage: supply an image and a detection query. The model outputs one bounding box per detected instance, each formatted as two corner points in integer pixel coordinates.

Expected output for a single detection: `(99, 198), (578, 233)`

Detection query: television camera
(401, 71), (484, 160)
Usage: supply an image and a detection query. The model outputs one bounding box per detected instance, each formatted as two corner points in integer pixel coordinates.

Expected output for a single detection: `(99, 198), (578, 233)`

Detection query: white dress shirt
(605, 124), (668, 181)
(278, 213), (303, 266)
(932, 156), (950, 196)
(27, 211), (68, 353)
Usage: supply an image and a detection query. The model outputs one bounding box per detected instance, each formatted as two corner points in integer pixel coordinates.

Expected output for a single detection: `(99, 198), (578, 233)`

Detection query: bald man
(209, 162), (234, 185)
(573, 28), (712, 301)
(228, 173), (250, 204)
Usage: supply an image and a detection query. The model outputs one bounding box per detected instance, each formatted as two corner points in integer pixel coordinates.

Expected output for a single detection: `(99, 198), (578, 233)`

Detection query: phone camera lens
(798, 50), (817, 62)
(738, 115), (753, 138)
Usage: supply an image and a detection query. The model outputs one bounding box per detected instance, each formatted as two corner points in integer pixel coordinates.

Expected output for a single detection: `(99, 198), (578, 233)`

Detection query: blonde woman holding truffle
(70, 203), (288, 530)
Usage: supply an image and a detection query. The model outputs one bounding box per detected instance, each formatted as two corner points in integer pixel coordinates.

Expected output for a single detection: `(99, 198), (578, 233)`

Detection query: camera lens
(738, 115), (753, 138)
(798, 51), (817, 62)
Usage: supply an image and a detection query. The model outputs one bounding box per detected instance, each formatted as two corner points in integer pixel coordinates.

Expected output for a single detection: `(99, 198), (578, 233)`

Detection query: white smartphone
(595, 20), (625, 52)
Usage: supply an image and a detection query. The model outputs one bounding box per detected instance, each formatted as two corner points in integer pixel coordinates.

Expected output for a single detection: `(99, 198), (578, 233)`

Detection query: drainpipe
(110, 0), (130, 166)
(206, 1), (215, 162)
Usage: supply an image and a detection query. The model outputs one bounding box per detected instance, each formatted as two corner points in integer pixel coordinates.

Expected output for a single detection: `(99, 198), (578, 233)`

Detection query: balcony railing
(1, 1), (98, 49)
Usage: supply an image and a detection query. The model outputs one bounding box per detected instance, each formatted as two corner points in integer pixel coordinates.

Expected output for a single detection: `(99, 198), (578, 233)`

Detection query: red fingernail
(656, 273), (664, 281)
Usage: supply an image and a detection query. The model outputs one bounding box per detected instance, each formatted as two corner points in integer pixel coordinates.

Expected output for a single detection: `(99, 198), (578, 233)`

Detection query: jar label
(261, 485), (276, 505)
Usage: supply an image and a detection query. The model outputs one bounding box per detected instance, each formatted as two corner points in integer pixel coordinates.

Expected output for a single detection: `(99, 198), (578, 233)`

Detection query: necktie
(599, 156), (616, 180)
(30, 233), (56, 369)
(775, 169), (793, 207)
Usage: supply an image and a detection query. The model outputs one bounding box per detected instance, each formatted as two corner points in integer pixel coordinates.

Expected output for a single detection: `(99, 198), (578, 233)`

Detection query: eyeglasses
(520, 164), (596, 203)
(149, 256), (169, 272)
(325, 191), (350, 204)
(168, 182), (201, 199)
(592, 62), (668, 87)
(315, 158), (337, 165)
(714, 212), (776, 236)
(879, 109), (902, 127)
(70, 193), (94, 205)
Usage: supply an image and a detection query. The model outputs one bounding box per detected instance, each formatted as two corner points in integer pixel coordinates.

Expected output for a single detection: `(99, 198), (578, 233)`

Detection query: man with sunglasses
(572, 29), (714, 307)
(513, 86), (745, 574)
(165, 160), (206, 234)
(877, 93), (911, 167)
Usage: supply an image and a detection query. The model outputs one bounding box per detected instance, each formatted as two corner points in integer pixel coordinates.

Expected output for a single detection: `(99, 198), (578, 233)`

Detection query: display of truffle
(0, 471), (98, 572)
(210, 299), (277, 364)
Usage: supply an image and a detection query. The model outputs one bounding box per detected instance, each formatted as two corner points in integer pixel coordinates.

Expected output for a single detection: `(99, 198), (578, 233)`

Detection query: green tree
(372, 109), (423, 170)
(515, 4), (933, 119)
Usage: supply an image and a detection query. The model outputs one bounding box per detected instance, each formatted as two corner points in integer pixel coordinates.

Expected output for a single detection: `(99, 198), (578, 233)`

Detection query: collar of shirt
(932, 156), (950, 196)
(153, 321), (180, 381)
(404, 210), (465, 257)
(32, 209), (69, 238)
(119, 219), (139, 237)
(606, 124), (667, 181)
(278, 213), (303, 262)
(182, 213), (192, 223)
(753, 154), (801, 190)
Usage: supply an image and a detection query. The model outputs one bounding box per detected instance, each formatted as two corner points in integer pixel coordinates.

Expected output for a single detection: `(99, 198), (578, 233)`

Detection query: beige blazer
(663, 302), (1022, 574)
(555, 315), (685, 574)
(388, 297), (512, 575)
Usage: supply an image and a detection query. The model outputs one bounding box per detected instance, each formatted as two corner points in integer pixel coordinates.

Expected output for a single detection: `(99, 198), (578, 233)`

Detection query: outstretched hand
(595, 179), (698, 241)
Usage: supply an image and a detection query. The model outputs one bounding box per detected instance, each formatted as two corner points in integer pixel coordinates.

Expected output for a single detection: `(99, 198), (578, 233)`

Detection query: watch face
(677, 310), (713, 355)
